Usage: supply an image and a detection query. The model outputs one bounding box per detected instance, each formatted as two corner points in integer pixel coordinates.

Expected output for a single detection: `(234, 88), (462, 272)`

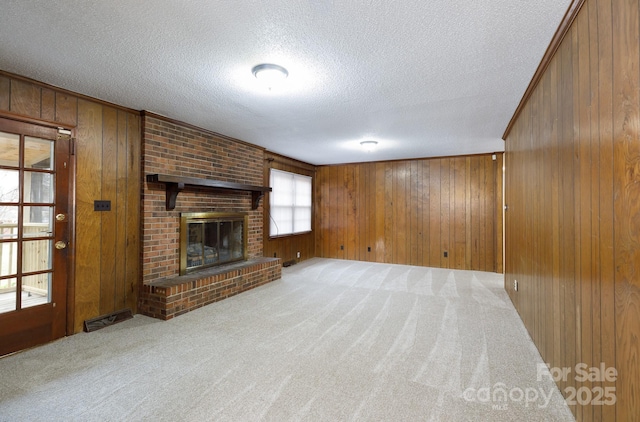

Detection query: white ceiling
(0, 1), (571, 165)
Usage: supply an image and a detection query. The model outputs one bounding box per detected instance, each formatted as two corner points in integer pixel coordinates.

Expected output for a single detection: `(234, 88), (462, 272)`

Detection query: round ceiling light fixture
(252, 63), (288, 90)
(360, 140), (378, 152)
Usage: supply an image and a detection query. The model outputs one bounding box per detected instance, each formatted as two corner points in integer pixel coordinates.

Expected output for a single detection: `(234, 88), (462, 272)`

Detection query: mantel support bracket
(166, 182), (185, 210)
(251, 191), (265, 210)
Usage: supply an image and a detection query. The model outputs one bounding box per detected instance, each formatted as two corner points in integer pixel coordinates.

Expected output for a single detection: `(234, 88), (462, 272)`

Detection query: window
(269, 169), (312, 236)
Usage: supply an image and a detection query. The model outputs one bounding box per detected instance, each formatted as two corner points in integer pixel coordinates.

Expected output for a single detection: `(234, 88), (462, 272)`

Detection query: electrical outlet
(340, 245), (344, 250)
(94, 200), (111, 211)
(514, 280), (518, 292)
(296, 251), (300, 258)
(367, 246), (371, 252)
(443, 251), (448, 258)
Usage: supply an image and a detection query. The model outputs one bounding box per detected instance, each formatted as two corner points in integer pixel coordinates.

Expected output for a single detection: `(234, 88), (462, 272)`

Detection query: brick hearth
(138, 258), (281, 320)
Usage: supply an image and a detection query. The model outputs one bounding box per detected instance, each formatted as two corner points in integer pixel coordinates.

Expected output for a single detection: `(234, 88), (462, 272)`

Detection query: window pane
(22, 273), (51, 308)
(294, 174), (312, 206)
(293, 206), (312, 233)
(25, 171), (53, 203)
(0, 206), (19, 239)
(0, 278), (17, 314)
(0, 170), (19, 203)
(24, 137), (54, 170)
(270, 170), (293, 206)
(270, 206), (293, 236)
(0, 242), (18, 276)
(23, 206), (53, 238)
(22, 239), (52, 273)
(0, 131), (20, 167)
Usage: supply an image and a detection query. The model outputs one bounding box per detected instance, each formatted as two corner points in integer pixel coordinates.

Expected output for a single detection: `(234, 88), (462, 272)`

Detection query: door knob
(56, 213), (66, 221)
(55, 241), (67, 250)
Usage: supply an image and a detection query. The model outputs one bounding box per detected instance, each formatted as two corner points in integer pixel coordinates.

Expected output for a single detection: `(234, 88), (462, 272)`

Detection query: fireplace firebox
(180, 212), (248, 275)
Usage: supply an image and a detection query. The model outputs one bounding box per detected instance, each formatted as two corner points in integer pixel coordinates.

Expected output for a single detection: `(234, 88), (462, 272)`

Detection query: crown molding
(502, 0), (586, 140)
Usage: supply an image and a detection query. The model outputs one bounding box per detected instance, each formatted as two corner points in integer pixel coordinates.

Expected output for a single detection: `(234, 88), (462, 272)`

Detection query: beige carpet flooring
(0, 258), (574, 421)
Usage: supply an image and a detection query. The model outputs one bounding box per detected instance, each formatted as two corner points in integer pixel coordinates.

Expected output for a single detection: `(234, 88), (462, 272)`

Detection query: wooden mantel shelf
(146, 174), (271, 210)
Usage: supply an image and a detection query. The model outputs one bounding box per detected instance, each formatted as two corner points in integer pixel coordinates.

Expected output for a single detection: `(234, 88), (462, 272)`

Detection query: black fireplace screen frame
(179, 212), (248, 275)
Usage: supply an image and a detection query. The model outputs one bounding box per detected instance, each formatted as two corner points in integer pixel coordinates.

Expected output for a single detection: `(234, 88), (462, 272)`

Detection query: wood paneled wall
(263, 152), (316, 263)
(315, 154), (503, 272)
(0, 72), (141, 334)
(504, 0), (639, 419)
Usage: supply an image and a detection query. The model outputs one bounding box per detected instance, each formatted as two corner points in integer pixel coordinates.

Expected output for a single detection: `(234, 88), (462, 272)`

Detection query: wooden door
(0, 117), (72, 356)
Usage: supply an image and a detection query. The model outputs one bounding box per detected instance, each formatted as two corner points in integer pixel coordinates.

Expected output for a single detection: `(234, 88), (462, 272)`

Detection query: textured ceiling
(0, 1), (571, 165)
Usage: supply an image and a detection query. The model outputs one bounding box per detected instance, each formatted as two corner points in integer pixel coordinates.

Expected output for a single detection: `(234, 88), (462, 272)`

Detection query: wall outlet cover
(94, 200), (111, 211)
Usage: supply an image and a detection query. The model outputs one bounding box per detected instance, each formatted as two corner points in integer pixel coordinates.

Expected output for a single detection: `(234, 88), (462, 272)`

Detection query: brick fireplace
(138, 113), (281, 320)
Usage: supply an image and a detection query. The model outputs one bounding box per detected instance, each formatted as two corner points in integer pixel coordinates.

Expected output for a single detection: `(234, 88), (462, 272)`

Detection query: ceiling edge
(502, 0), (587, 140)
(265, 151), (316, 172)
(315, 152), (504, 168)
(141, 110), (265, 151)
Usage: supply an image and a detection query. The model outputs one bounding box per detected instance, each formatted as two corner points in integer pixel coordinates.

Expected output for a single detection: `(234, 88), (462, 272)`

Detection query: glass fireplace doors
(180, 212), (248, 275)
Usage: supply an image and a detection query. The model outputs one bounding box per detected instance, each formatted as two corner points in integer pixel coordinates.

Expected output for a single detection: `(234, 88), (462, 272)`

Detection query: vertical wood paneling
(596, 0), (616, 420)
(454, 157), (466, 270)
(115, 111), (128, 311)
(329, 165), (338, 258)
(541, 66), (554, 367)
(465, 158), (473, 269)
(40, 89), (55, 121)
(470, 157), (480, 270)
(367, 163), (374, 261)
(477, 158), (486, 270)
(587, 3), (603, 421)
(560, 28), (577, 406)
(338, 165), (346, 259)
(394, 162), (408, 264)
(100, 107), (118, 314)
(577, 8), (593, 421)
(0, 76), (10, 110)
(612, 0), (640, 418)
(75, 99), (103, 328)
(440, 159), (451, 268)
(412, 161), (422, 266)
(317, 160), (327, 257)
(125, 113), (140, 313)
(495, 154), (503, 273)
(374, 162), (385, 261)
(10, 80), (40, 118)
(505, 0), (640, 419)
(383, 163), (394, 263)
(484, 157), (496, 271)
(315, 153), (502, 272)
(54, 93), (78, 127)
(429, 160), (441, 267)
(345, 165), (357, 260)
(550, 51), (563, 384)
(421, 160), (431, 266)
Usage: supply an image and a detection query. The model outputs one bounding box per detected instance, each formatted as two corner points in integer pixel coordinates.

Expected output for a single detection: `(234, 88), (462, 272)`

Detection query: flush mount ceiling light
(360, 140), (378, 152)
(252, 63), (288, 90)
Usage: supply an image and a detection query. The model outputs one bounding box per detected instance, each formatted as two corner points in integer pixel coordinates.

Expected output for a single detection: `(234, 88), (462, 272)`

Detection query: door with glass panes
(0, 117), (72, 356)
